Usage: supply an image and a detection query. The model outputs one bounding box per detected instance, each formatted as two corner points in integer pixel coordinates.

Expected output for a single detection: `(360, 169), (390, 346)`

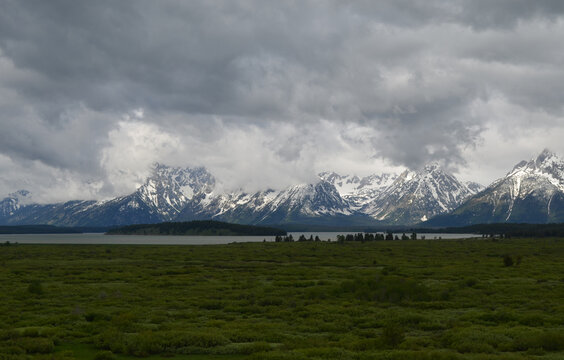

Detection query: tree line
(274, 232), (424, 243)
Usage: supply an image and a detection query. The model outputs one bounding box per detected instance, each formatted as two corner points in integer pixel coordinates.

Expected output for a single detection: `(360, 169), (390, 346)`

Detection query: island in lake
(106, 220), (287, 236)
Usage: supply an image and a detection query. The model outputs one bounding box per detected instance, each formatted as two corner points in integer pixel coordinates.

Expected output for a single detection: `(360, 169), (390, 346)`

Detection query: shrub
(125, 331), (164, 357)
(503, 255), (514, 267)
(85, 312), (111, 322)
(211, 341), (272, 355)
(463, 278), (477, 287)
(164, 330), (230, 349)
(27, 280), (43, 295)
(14, 337), (54, 354)
(382, 322), (405, 348)
(536, 331), (564, 351)
(338, 275), (429, 303)
(95, 328), (126, 353)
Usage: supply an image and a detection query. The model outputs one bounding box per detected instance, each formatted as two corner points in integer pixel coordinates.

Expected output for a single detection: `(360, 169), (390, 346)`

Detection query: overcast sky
(2, 0), (564, 202)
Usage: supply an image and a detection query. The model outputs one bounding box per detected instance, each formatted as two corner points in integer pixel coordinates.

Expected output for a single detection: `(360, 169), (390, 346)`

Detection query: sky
(1, 0), (564, 203)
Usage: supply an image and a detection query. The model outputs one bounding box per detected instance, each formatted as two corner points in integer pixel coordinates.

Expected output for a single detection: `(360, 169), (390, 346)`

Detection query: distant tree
(314, 235), (321, 242)
(385, 232), (394, 241)
(411, 232), (417, 240)
(401, 233), (409, 240)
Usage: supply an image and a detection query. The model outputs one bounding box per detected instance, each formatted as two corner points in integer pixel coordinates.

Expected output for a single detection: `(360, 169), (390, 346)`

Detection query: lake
(0, 232), (480, 245)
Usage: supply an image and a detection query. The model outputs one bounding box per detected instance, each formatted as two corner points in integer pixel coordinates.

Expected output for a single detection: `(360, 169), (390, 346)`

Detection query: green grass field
(1, 238), (564, 359)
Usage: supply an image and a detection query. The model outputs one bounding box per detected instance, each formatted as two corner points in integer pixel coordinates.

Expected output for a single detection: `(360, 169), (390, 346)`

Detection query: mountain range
(2, 149), (564, 228)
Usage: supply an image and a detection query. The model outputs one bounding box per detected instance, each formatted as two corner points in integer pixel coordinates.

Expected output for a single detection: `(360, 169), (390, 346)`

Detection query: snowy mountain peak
(535, 148), (557, 165)
(0, 189), (32, 217)
(136, 164), (216, 218)
(422, 162), (442, 173)
(361, 162), (479, 224)
(503, 150), (564, 191)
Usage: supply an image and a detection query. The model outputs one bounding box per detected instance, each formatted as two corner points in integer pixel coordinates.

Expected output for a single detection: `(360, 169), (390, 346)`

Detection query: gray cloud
(1, 0), (564, 200)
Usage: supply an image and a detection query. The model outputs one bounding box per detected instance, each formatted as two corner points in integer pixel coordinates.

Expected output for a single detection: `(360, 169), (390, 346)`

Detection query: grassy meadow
(1, 237), (564, 359)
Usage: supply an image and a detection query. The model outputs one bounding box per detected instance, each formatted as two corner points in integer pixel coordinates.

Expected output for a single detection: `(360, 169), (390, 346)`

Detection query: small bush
(463, 278), (477, 287)
(338, 275), (429, 303)
(163, 330), (230, 349)
(85, 312), (111, 322)
(96, 328), (126, 353)
(27, 280), (43, 295)
(211, 341), (272, 355)
(15, 337), (54, 354)
(125, 331), (164, 357)
(503, 255), (514, 267)
(537, 331), (564, 351)
(382, 322), (405, 348)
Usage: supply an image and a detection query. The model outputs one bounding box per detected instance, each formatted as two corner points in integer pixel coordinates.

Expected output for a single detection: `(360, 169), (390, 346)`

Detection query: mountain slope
(426, 150), (564, 226)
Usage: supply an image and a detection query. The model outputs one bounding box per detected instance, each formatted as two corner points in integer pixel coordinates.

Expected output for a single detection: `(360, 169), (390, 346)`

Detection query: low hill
(106, 220), (287, 236)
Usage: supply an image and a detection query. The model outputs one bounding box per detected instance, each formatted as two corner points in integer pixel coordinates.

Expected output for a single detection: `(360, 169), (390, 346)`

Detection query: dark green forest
(106, 220), (286, 236)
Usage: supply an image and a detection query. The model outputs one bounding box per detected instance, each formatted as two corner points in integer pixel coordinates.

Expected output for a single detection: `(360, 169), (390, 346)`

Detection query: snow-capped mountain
(0, 166), (219, 227)
(0, 190), (31, 217)
(426, 149), (564, 226)
(0, 161), (483, 227)
(136, 164), (215, 219)
(360, 163), (482, 225)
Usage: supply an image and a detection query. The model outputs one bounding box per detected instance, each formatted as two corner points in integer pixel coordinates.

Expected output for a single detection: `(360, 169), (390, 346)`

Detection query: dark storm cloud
(345, 0), (564, 29)
(1, 0), (564, 199)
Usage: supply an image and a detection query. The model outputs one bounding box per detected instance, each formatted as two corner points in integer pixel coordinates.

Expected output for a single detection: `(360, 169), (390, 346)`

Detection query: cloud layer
(1, 1), (564, 201)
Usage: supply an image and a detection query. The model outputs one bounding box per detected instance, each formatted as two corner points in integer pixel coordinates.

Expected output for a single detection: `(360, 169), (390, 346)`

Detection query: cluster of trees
(336, 232), (423, 242)
(274, 232), (425, 243)
(274, 234), (323, 242)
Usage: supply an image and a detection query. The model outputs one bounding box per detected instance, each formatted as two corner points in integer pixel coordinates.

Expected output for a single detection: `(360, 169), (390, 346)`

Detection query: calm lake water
(0, 232), (480, 245)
